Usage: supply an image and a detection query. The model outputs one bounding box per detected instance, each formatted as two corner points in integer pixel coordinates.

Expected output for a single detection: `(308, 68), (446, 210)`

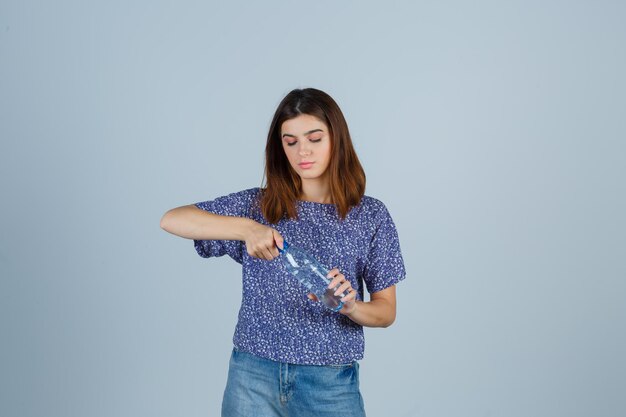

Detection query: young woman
(160, 88), (406, 417)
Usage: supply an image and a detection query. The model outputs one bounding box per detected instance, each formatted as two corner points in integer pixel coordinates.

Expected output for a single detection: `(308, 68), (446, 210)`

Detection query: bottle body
(279, 241), (346, 312)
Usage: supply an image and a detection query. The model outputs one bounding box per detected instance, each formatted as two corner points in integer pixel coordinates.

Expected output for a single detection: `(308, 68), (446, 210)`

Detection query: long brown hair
(260, 88), (366, 224)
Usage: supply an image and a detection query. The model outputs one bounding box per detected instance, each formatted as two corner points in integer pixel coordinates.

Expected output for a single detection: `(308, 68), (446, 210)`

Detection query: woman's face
(280, 114), (332, 182)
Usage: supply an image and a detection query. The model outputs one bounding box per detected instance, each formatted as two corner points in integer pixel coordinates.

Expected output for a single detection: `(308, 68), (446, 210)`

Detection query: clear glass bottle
(278, 241), (347, 312)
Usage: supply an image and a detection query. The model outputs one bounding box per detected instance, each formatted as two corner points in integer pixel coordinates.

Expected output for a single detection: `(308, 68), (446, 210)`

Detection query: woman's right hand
(244, 221), (284, 260)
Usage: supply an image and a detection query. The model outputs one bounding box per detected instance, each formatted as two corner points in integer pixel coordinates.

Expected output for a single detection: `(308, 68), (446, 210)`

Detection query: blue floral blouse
(194, 187), (406, 365)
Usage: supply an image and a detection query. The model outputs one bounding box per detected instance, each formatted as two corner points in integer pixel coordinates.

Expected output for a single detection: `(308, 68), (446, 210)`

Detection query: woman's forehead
(281, 114), (327, 135)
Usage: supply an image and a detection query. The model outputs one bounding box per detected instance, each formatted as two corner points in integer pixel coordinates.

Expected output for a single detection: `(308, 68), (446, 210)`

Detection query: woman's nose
(298, 143), (312, 156)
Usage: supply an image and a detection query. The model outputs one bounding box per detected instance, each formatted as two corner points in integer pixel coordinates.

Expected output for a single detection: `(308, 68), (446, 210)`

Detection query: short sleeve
(192, 188), (260, 264)
(362, 202), (407, 294)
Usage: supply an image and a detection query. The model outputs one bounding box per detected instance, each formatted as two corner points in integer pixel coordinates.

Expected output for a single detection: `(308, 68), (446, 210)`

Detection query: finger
(341, 289), (357, 303)
(274, 231), (284, 251)
(334, 281), (352, 296)
(327, 273), (344, 289)
(261, 246), (274, 260)
(252, 245), (267, 260)
(252, 245), (266, 260)
(307, 293), (319, 302)
(326, 268), (340, 278)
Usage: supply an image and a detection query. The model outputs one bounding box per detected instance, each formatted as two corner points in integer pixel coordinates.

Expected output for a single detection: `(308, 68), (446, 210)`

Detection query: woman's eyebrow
(282, 129), (324, 138)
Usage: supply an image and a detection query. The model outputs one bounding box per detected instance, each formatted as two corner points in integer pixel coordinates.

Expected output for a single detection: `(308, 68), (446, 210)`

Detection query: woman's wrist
(234, 217), (257, 241)
(344, 300), (358, 316)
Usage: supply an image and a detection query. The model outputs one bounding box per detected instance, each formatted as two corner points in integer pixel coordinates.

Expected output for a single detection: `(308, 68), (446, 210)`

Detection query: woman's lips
(299, 162), (314, 169)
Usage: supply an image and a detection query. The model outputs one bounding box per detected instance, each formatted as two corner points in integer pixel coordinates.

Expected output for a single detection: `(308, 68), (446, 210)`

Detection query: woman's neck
(300, 179), (331, 204)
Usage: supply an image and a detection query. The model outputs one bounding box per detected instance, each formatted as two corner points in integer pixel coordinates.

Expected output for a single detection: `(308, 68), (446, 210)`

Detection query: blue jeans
(221, 348), (366, 417)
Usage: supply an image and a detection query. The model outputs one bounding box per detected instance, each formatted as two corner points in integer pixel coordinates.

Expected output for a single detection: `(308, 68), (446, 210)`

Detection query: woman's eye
(286, 137), (321, 146)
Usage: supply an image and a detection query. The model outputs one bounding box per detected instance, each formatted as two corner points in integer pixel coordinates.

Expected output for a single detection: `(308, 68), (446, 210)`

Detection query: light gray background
(1, 1), (625, 416)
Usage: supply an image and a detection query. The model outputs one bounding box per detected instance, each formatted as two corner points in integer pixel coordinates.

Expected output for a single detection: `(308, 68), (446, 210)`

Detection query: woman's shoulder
(358, 194), (389, 213)
(239, 186), (263, 197)
(201, 187), (262, 209)
(347, 194), (392, 223)
(221, 187), (263, 200)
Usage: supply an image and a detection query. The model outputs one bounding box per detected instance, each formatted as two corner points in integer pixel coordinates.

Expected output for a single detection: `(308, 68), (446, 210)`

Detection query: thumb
(273, 230), (284, 250)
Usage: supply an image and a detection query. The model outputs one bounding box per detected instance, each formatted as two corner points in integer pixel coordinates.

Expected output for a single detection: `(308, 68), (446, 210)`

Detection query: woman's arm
(342, 285), (397, 328)
(160, 204), (253, 240)
(160, 205), (283, 260)
(321, 270), (397, 328)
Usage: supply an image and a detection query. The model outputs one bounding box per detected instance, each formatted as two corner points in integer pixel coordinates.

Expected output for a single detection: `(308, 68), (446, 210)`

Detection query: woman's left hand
(307, 268), (357, 315)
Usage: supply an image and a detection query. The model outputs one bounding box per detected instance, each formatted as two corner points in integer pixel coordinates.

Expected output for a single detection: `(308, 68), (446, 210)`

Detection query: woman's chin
(298, 172), (324, 181)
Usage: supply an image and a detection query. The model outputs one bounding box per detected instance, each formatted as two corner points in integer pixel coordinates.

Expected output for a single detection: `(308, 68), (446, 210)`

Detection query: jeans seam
(325, 362), (354, 369)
